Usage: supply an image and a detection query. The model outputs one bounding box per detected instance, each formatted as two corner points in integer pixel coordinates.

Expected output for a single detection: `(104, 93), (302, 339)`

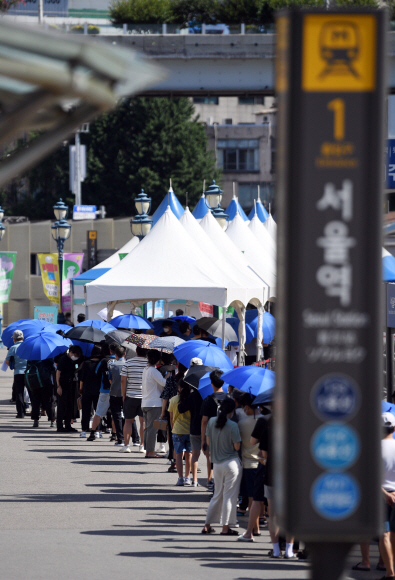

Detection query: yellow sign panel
(276, 16), (289, 93)
(88, 231), (97, 239)
(302, 14), (376, 92)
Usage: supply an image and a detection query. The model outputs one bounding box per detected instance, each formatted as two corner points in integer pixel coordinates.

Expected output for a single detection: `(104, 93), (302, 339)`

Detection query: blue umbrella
(17, 331), (72, 360)
(221, 366), (275, 397)
(214, 337), (229, 348)
(72, 339), (94, 357)
(225, 317), (254, 345)
(171, 315), (196, 325)
(76, 319), (116, 333)
(2, 319), (47, 348)
(110, 314), (153, 330)
(197, 371), (229, 400)
(252, 388), (274, 406)
(152, 319), (184, 338)
(233, 309), (275, 343)
(173, 339), (234, 369)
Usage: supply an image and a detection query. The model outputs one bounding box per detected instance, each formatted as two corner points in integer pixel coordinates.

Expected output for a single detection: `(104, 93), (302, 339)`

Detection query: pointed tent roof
(92, 236), (139, 270)
(263, 213), (277, 240)
(199, 210), (268, 301)
(225, 213), (276, 298)
(226, 196), (248, 222)
(192, 193), (210, 220)
(86, 208), (250, 308)
(151, 186), (184, 226)
(248, 214), (276, 261)
(383, 248), (395, 282)
(180, 207), (264, 304)
(248, 198), (269, 222)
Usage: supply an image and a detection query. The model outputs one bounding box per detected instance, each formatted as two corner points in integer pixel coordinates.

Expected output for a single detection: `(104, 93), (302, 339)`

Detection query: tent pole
(221, 308), (226, 351)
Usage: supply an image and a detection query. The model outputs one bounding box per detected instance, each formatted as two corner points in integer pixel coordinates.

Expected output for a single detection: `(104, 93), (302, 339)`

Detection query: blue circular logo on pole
(311, 374), (360, 421)
(311, 473), (360, 520)
(311, 423), (360, 470)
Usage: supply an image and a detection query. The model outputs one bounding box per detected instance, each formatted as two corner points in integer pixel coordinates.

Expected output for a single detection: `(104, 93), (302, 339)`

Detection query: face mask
(70, 355), (78, 361)
(164, 328), (171, 333)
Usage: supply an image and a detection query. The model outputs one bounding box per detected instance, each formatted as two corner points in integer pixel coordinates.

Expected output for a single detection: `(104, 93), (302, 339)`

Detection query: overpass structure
(97, 31), (395, 96)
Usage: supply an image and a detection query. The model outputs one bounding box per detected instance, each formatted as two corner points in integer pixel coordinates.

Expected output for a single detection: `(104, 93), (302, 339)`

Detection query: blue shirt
(97, 355), (116, 393)
(6, 341), (27, 375)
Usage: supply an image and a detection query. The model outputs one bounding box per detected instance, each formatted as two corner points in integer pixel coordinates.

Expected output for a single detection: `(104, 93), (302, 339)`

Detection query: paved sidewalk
(0, 356), (379, 580)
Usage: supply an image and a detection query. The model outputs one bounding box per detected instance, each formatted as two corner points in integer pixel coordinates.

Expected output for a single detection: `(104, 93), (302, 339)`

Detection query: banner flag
(38, 253), (61, 308)
(62, 253), (84, 311)
(0, 252), (17, 303)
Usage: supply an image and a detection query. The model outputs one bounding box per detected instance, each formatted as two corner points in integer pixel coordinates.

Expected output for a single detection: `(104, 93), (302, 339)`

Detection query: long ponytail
(215, 398), (236, 430)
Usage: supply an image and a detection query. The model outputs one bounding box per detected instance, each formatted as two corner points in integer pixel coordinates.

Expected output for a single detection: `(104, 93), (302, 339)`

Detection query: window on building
(217, 139), (259, 172)
(271, 136), (276, 174)
(238, 182), (274, 211)
(30, 254), (40, 276)
(238, 97), (264, 105)
(193, 96), (219, 105)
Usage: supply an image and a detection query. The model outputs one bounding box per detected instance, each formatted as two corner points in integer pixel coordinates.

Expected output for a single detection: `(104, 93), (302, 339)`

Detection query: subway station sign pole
(275, 9), (386, 580)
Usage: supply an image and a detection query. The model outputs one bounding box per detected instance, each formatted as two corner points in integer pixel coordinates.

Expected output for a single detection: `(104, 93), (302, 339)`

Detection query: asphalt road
(0, 354), (380, 580)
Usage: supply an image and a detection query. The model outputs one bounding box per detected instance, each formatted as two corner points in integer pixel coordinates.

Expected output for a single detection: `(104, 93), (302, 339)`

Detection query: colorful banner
(199, 302), (214, 317)
(62, 253), (84, 311)
(0, 252), (17, 304)
(38, 253), (61, 308)
(34, 306), (58, 325)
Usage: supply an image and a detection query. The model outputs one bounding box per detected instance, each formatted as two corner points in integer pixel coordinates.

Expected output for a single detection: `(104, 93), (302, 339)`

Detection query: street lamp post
(130, 189), (153, 241)
(205, 180), (229, 228)
(0, 206), (6, 347)
(51, 199), (71, 321)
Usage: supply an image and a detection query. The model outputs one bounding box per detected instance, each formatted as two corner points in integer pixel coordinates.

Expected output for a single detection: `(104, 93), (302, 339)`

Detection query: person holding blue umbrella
(6, 330), (27, 418)
(25, 357), (56, 428)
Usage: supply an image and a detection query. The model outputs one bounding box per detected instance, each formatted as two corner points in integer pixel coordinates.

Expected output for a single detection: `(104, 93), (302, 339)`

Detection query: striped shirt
(120, 356), (147, 398)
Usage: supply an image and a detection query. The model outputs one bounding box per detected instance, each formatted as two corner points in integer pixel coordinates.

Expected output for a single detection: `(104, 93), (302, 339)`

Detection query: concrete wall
(1, 218), (133, 326)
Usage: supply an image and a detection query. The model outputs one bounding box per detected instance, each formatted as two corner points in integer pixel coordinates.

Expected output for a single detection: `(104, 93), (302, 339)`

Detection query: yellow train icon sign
(302, 14), (376, 92)
(319, 21), (360, 78)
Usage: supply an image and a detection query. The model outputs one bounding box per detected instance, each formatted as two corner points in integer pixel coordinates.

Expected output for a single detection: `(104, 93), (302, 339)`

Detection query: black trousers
(57, 382), (74, 430)
(81, 391), (99, 432)
(13, 374), (25, 417)
(110, 396), (124, 443)
(29, 384), (54, 422)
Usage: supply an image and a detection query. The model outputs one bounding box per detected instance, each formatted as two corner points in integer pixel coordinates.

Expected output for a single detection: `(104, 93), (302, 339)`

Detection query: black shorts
(253, 463), (266, 502)
(123, 397), (143, 419)
(240, 467), (257, 498)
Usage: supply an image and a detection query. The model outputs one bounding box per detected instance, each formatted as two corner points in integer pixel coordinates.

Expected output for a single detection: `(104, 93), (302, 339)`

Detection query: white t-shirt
(141, 365), (166, 407)
(382, 438), (395, 491)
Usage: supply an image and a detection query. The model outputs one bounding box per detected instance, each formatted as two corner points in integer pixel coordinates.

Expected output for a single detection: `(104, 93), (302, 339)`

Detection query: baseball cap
(382, 412), (395, 427)
(12, 330), (23, 340)
(190, 357), (203, 366)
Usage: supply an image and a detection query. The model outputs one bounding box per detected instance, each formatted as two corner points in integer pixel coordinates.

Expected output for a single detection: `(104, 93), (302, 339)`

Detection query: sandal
(376, 563), (386, 571)
(351, 563), (370, 571)
(201, 526), (216, 534)
(220, 528), (239, 536)
(253, 531), (261, 536)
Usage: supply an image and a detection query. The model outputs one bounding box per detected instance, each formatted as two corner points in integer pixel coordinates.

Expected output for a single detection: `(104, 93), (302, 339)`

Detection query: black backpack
(25, 360), (53, 390)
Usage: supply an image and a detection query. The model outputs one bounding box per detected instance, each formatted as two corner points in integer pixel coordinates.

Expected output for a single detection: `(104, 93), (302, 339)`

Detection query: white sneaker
(119, 445), (131, 453)
(80, 432), (86, 438)
(94, 432), (100, 439)
(157, 443), (166, 453)
(139, 445), (145, 453)
(114, 442), (124, 447)
(184, 477), (191, 486)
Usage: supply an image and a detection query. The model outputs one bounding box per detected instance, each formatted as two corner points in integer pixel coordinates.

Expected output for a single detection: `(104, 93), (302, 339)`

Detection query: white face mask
(164, 328), (171, 333)
(70, 355), (78, 361)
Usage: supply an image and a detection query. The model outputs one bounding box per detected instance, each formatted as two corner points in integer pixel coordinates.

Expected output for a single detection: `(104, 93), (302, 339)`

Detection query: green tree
(109, 0), (171, 24)
(83, 97), (219, 216)
(168, 0), (219, 25)
(2, 97), (219, 219)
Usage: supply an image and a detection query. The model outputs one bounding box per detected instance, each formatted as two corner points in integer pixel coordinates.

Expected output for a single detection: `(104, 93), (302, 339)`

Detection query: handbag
(153, 418), (168, 431)
(9, 356), (14, 371)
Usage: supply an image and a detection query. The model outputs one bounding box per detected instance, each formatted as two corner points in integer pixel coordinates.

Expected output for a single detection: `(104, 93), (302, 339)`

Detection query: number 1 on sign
(328, 98), (345, 142)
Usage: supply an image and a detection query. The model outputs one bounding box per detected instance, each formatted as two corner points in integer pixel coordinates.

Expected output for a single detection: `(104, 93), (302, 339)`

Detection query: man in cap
(379, 412), (395, 580)
(6, 330), (27, 418)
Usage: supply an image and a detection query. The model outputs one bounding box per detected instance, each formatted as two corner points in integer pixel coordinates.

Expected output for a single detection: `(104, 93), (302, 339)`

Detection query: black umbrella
(65, 326), (110, 344)
(105, 329), (131, 346)
(184, 364), (218, 389)
(195, 317), (238, 342)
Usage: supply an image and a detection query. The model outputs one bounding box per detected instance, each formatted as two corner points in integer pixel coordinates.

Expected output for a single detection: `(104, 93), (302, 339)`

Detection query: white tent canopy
(226, 213), (276, 299)
(180, 207), (264, 306)
(248, 214), (276, 261)
(92, 236), (139, 270)
(86, 208), (258, 309)
(264, 213), (277, 241)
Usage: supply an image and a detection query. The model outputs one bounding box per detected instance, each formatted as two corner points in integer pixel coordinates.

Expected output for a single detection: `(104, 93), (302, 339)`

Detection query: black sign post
(275, 9), (386, 579)
(87, 230), (97, 270)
